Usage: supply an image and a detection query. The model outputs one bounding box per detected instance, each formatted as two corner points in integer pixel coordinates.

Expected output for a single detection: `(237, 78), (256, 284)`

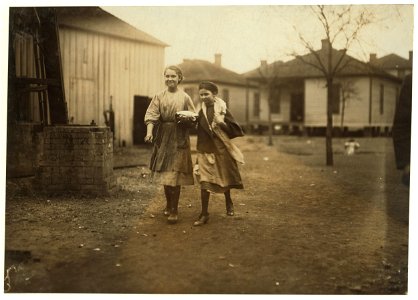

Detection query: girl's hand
(193, 164), (200, 176)
(144, 134), (153, 143)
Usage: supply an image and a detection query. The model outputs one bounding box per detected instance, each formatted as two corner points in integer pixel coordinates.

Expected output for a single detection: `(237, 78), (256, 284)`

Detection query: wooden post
(36, 7), (68, 124)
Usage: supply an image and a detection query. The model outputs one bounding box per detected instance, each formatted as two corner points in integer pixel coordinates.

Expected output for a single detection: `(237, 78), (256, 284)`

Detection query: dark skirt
(149, 122), (194, 186)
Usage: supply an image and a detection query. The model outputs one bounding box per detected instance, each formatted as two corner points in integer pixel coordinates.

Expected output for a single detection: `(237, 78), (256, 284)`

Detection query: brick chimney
(409, 51), (413, 63)
(369, 53), (377, 63)
(321, 39), (331, 52)
(260, 60), (267, 68)
(214, 53), (222, 67)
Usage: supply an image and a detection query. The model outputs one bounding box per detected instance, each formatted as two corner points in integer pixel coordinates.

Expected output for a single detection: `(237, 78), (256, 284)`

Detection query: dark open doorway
(133, 96), (151, 145)
(290, 93), (304, 123)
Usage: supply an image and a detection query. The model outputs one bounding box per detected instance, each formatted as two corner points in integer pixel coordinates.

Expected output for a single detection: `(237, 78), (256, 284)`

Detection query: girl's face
(164, 68), (180, 89)
(199, 89), (215, 105)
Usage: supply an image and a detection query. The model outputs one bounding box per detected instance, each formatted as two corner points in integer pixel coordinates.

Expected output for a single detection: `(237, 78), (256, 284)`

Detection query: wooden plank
(36, 7), (68, 124)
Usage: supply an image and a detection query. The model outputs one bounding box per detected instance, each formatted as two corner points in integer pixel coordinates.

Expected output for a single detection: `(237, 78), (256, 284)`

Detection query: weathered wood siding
(13, 33), (42, 123)
(304, 79), (328, 126)
(334, 77), (370, 127)
(59, 26), (165, 145)
(369, 77), (398, 127)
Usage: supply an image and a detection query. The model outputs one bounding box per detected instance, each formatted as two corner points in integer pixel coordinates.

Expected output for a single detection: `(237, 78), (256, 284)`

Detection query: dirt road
(4, 136), (409, 294)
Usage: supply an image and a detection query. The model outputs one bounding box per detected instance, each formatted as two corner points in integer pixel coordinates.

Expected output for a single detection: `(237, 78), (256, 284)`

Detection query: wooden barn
(10, 7), (167, 146)
(7, 7), (166, 178)
(244, 40), (404, 136)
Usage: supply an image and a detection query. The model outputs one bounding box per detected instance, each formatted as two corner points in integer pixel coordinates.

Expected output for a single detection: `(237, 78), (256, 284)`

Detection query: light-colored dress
(144, 89), (196, 186)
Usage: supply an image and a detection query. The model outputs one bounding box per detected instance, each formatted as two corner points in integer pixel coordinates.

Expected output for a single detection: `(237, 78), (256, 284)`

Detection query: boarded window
(380, 84), (384, 114)
(253, 92), (260, 117)
(332, 84), (341, 114)
(270, 87), (281, 114)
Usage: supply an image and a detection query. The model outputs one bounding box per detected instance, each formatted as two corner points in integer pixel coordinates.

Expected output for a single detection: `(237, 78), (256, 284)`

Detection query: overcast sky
(103, 4), (413, 74)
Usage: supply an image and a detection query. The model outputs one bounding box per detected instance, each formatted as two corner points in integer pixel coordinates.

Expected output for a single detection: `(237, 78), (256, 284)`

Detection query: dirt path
(4, 136), (409, 294)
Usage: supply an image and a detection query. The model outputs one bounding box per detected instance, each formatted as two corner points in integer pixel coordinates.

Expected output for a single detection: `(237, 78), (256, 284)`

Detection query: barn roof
(178, 59), (249, 87)
(56, 7), (168, 47)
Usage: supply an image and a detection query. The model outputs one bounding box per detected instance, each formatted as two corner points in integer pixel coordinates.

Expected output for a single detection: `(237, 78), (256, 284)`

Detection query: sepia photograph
(1, 0), (415, 296)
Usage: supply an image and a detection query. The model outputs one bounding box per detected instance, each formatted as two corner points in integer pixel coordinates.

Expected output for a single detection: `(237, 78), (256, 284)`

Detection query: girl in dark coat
(193, 81), (245, 226)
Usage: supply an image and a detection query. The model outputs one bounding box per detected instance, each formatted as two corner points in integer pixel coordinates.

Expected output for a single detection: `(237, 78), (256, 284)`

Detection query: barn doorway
(133, 96), (151, 145)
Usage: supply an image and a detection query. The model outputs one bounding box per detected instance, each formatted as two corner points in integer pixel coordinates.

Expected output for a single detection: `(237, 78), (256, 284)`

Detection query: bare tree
(257, 63), (282, 146)
(293, 5), (374, 165)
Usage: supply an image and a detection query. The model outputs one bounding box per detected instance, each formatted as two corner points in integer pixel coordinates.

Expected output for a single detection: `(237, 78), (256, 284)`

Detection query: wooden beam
(35, 7), (68, 124)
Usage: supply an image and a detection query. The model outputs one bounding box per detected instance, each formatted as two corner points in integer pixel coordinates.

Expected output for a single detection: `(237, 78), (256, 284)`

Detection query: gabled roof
(371, 53), (412, 70)
(56, 7), (168, 47)
(178, 59), (249, 86)
(244, 60), (285, 79)
(244, 46), (400, 83)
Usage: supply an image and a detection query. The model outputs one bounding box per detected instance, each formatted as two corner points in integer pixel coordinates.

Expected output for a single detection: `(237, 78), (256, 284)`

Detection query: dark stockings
(163, 186), (171, 212)
(200, 189), (210, 216)
(170, 185), (180, 214)
(164, 185), (180, 214)
(200, 189), (234, 216)
(225, 190), (234, 212)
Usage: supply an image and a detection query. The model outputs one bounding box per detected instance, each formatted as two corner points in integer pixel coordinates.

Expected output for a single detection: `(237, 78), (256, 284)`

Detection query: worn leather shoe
(193, 214), (209, 226)
(167, 213), (178, 224)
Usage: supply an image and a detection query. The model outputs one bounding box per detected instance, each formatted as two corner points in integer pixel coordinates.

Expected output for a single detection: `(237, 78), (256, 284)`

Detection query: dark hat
(199, 81), (218, 95)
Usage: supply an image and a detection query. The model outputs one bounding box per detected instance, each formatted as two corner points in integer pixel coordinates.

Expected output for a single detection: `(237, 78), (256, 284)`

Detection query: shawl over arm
(221, 109), (245, 139)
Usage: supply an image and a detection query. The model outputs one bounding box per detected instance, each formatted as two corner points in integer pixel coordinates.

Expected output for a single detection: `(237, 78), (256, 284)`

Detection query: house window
(253, 92), (260, 117)
(222, 89), (230, 107)
(332, 84), (341, 114)
(380, 84), (384, 114)
(270, 87), (281, 114)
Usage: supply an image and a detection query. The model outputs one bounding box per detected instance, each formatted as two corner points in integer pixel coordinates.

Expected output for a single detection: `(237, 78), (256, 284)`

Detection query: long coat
(195, 105), (244, 193)
(196, 108), (244, 153)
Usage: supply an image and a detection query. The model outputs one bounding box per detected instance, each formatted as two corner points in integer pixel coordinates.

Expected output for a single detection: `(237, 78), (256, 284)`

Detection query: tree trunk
(267, 99), (273, 146)
(326, 78), (334, 166)
(340, 99), (345, 130)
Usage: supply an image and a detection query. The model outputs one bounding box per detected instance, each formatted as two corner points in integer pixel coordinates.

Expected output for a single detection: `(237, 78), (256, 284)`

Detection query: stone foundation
(35, 125), (115, 194)
(6, 123), (43, 178)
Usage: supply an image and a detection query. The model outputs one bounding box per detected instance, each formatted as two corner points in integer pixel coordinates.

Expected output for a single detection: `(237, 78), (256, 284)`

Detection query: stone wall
(6, 123), (44, 178)
(35, 125), (115, 194)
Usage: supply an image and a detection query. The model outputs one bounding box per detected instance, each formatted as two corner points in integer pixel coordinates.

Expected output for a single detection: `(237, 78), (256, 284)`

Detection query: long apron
(150, 121), (194, 186)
